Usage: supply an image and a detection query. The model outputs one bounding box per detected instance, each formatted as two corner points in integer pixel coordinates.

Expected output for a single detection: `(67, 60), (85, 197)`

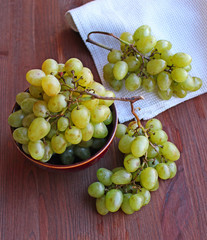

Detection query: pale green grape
(132, 170), (141, 182)
(41, 75), (61, 96)
(157, 72), (172, 91)
(171, 68), (188, 82)
(103, 111), (113, 125)
(13, 127), (29, 144)
(111, 169), (132, 185)
(96, 195), (109, 215)
(46, 124), (57, 140)
(28, 140), (45, 160)
(172, 52), (192, 68)
(48, 94), (67, 113)
(121, 193), (134, 214)
(26, 69), (46, 87)
(173, 83), (187, 98)
(57, 63), (65, 73)
(29, 85), (43, 99)
(92, 122), (108, 138)
(109, 79), (123, 91)
(129, 193), (144, 211)
(81, 122), (94, 141)
(125, 73), (142, 91)
(161, 141), (180, 161)
(146, 59), (167, 75)
(65, 58), (83, 76)
(103, 63), (114, 82)
(81, 96), (99, 111)
(147, 144), (159, 158)
(8, 110), (26, 128)
(115, 124), (127, 138)
(160, 50), (173, 65)
(135, 35), (157, 54)
(33, 100), (49, 118)
(140, 188), (151, 206)
(22, 144), (30, 155)
(113, 61), (128, 80)
(158, 88), (173, 100)
(20, 98), (38, 114)
(133, 25), (151, 41)
(120, 32), (134, 51)
(77, 67), (94, 87)
(124, 56), (141, 72)
(142, 78), (156, 92)
(97, 168), (113, 186)
(91, 105), (110, 123)
(65, 126), (82, 144)
(118, 134), (135, 154)
(60, 76), (74, 91)
(150, 180), (159, 191)
(112, 167), (125, 173)
(183, 64), (192, 72)
(155, 40), (172, 52)
(123, 154), (140, 172)
(57, 117), (69, 132)
(88, 182), (105, 198)
(99, 90), (115, 107)
(131, 136), (149, 157)
(16, 92), (31, 105)
(180, 75), (195, 91)
(148, 158), (160, 168)
(51, 133), (67, 154)
(105, 189), (123, 212)
(40, 140), (53, 163)
(149, 129), (168, 144)
(166, 161), (177, 178)
(90, 81), (106, 96)
(192, 77), (202, 91)
(107, 50), (122, 63)
(140, 167), (158, 190)
(155, 163), (171, 180)
(42, 59), (59, 75)
(71, 105), (90, 128)
(145, 118), (162, 131)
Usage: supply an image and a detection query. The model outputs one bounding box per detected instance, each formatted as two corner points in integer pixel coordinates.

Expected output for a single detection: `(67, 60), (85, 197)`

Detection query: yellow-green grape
(57, 63), (65, 73)
(160, 50), (173, 65)
(103, 111), (113, 125)
(65, 58), (83, 76)
(158, 88), (173, 100)
(129, 193), (144, 211)
(13, 127), (29, 144)
(61, 76), (74, 91)
(192, 77), (202, 91)
(46, 124), (57, 140)
(113, 61), (128, 80)
(112, 167), (125, 173)
(103, 63), (114, 82)
(105, 189), (123, 212)
(180, 75), (195, 91)
(183, 64), (192, 72)
(90, 81), (106, 96)
(133, 25), (151, 41)
(107, 49), (122, 63)
(109, 79), (123, 91)
(99, 90), (115, 107)
(40, 140), (53, 163)
(92, 122), (108, 138)
(147, 144), (159, 159)
(132, 170), (141, 182)
(28, 117), (51, 141)
(135, 35), (157, 54)
(124, 56), (141, 72)
(140, 188), (151, 206)
(88, 182), (105, 198)
(65, 126), (82, 144)
(16, 92), (31, 105)
(155, 163), (171, 180)
(166, 161), (177, 179)
(28, 140), (45, 160)
(161, 141), (180, 161)
(157, 72), (172, 91)
(96, 196), (109, 216)
(91, 105), (110, 123)
(42, 59), (59, 75)
(20, 98), (38, 114)
(150, 180), (159, 191)
(22, 144), (30, 155)
(124, 154), (140, 172)
(148, 158), (160, 168)
(26, 69), (46, 87)
(172, 52), (192, 68)
(43, 92), (50, 102)
(57, 117), (69, 132)
(118, 134), (135, 154)
(155, 40), (172, 52)
(115, 123), (127, 138)
(142, 77), (156, 92)
(125, 73), (142, 91)
(22, 113), (36, 128)
(71, 105), (90, 129)
(121, 193), (135, 215)
(8, 110), (26, 128)
(140, 167), (158, 190)
(173, 82), (187, 98)
(126, 121), (138, 134)
(29, 85), (44, 99)
(146, 59), (167, 75)
(76, 67), (94, 87)
(171, 68), (188, 82)
(131, 136), (149, 157)
(81, 122), (94, 141)
(33, 100), (49, 118)
(145, 118), (162, 131)
(120, 32), (134, 44)
(48, 94), (67, 113)
(81, 96), (99, 111)
(149, 129), (168, 144)
(41, 75), (61, 96)
(97, 168), (113, 186)
(51, 133), (67, 154)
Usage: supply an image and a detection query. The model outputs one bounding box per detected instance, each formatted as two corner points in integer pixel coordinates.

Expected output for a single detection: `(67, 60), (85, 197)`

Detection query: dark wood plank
(0, 0), (206, 239)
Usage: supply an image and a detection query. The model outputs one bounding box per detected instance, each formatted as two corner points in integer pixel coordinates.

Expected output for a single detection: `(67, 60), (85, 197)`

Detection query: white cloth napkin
(65, 0), (207, 123)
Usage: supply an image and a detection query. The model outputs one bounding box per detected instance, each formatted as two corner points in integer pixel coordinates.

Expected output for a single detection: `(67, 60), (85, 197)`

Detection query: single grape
(8, 110), (26, 128)
(96, 195), (109, 216)
(124, 56), (141, 72)
(51, 133), (67, 154)
(123, 154), (140, 172)
(121, 193), (135, 214)
(149, 129), (168, 144)
(158, 88), (173, 100)
(172, 52), (192, 68)
(13, 127), (29, 144)
(81, 122), (94, 141)
(57, 117), (69, 132)
(109, 79), (123, 91)
(183, 64), (192, 72)
(92, 122), (108, 138)
(155, 163), (171, 180)
(40, 140), (53, 163)
(171, 68), (188, 82)
(26, 69), (46, 87)
(150, 180), (159, 191)
(105, 189), (123, 212)
(107, 50), (122, 63)
(112, 167), (125, 173)
(99, 90), (115, 107)
(160, 50), (173, 65)
(133, 25), (151, 41)
(129, 193), (144, 211)
(71, 105), (90, 128)
(42, 59), (59, 75)
(91, 105), (110, 123)
(88, 182), (105, 198)
(135, 35), (157, 54)
(65, 58), (83, 76)
(131, 136), (149, 157)
(103, 111), (113, 125)
(77, 67), (94, 87)
(166, 161), (177, 178)
(81, 96), (99, 111)
(142, 77), (156, 92)
(113, 61), (128, 80)
(28, 140), (45, 160)
(125, 73), (142, 91)
(22, 144), (30, 155)
(145, 118), (162, 131)
(155, 40), (172, 52)
(118, 134), (135, 154)
(132, 170), (141, 182)
(97, 168), (113, 186)
(65, 126), (82, 144)
(157, 72), (172, 91)
(140, 167), (158, 190)
(172, 82), (187, 98)
(111, 169), (132, 185)
(103, 63), (114, 82)
(41, 75), (61, 96)
(20, 98), (38, 114)
(192, 77), (202, 91)
(16, 92), (31, 105)
(29, 85), (44, 99)
(33, 100), (49, 118)
(146, 59), (167, 75)
(48, 94), (67, 113)
(120, 32), (134, 51)
(90, 81), (106, 96)
(140, 188), (151, 206)
(161, 141), (180, 161)
(147, 144), (159, 159)
(115, 124), (127, 138)
(46, 124), (57, 140)
(180, 75), (195, 91)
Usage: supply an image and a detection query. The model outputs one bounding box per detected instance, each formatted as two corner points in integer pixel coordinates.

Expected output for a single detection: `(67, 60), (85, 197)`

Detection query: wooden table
(1, 0), (207, 239)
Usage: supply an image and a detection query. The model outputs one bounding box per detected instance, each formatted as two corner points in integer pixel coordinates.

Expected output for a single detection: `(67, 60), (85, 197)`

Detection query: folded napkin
(65, 0), (207, 123)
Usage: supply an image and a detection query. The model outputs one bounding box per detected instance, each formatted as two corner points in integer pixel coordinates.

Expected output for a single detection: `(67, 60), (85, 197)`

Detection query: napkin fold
(65, 0), (207, 123)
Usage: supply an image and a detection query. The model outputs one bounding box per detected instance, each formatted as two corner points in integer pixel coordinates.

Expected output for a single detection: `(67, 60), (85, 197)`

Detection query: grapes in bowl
(8, 58), (118, 171)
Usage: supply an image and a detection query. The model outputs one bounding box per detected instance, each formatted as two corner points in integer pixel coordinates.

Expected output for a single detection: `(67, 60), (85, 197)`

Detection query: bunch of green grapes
(8, 58), (115, 164)
(88, 118), (179, 215)
(103, 25), (202, 99)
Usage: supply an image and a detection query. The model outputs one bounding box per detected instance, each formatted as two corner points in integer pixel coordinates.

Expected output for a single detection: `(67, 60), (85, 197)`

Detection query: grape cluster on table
(103, 25), (202, 99)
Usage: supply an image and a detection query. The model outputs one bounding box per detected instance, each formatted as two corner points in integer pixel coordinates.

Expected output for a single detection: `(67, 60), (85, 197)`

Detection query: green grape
(121, 193), (134, 214)
(124, 56), (141, 72)
(71, 105), (90, 128)
(97, 168), (113, 186)
(140, 167), (158, 190)
(146, 59), (167, 75)
(107, 50), (122, 63)
(65, 126), (82, 144)
(91, 138), (106, 150)
(57, 117), (69, 132)
(131, 136), (149, 157)
(43, 92), (50, 102)
(109, 79), (123, 91)
(155, 163), (171, 180)
(183, 64), (192, 72)
(112, 167), (125, 173)
(81, 122), (94, 141)
(115, 123), (127, 138)
(57, 63), (65, 73)
(129, 193), (144, 211)
(48, 94), (67, 113)
(74, 146), (91, 160)
(147, 144), (159, 158)
(33, 100), (49, 118)
(88, 182), (105, 198)
(155, 40), (172, 52)
(46, 124), (57, 140)
(105, 189), (123, 212)
(8, 110), (26, 128)
(13, 127), (29, 144)
(172, 52), (192, 68)
(140, 188), (151, 206)
(148, 158), (160, 168)
(29, 85), (43, 99)
(91, 105), (110, 123)
(145, 118), (162, 131)
(81, 97), (99, 111)
(149, 129), (168, 144)
(26, 69), (46, 87)
(166, 161), (177, 178)
(96, 195), (109, 216)
(90, 81), (106, 96)
(42, 59), (59, 75)
(111, 169), (132, 185)
(125, 73), (142, 91)
(41, 75), (61, 96)
(60, 76), (74, 91)
(123, 154), (140, 172)
(157, 72), (172, 91)
(40, 140), (53, 163)
(158, 88), (173, 100)
(77, 67), (94, 87)
(180, 75), (195, 91)
(51, 133), (67, 154)
(22, 144), (30, 155)
(132, 170), (141, 182)
(103, 111), (113, 125)
(28, 117), (51, 141)
(28, 140), (45, 160)
(161, 141), (180, 161)
(142, 77), (156, 92)
(118, 134), (135, 154)
(113, 61), (128, 80)
(120, 32), (134, 51)
(171, 68), (188, 82)
(150, 180), (159, 191)
(135, 35), (157, 54)
(65, 58), (83, 76)
(103, 63), (114, 82)
(60, 146), (75, 165)
(160, 50), (173, 65)
(92, 122), (108, 138)
(133, 25), (151, 41)
(20, 98), (38, 114)
(99, 90), (115, 107)
(16, 92), (31, 105)
(172, 82), (187, 98)
(78, 139), (93, 148)
(192, 77), (202, 91)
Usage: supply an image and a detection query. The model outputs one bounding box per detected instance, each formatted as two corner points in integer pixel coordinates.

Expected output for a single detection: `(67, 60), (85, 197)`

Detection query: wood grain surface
(1, 0), (207, 239)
